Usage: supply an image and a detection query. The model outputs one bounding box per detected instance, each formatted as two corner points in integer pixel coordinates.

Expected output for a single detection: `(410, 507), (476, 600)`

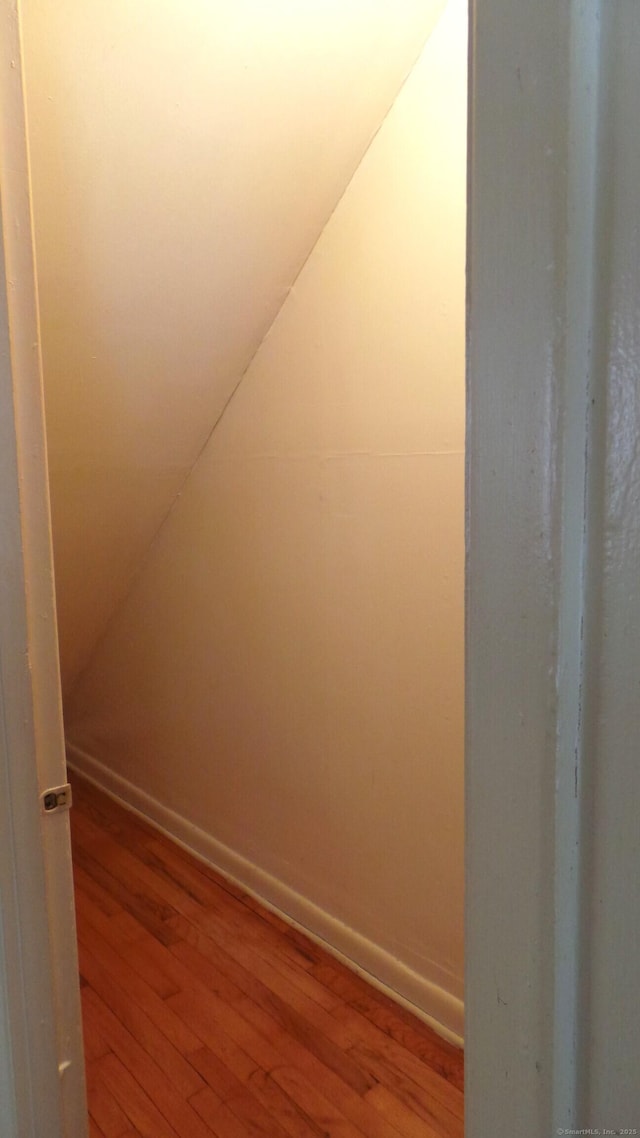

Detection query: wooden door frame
(0, 3), (87, 1135)
(466, 0), (609, 1133)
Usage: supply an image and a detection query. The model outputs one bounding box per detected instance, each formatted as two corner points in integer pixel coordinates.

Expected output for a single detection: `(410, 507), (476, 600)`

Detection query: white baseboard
(66, 742), (464, 1047)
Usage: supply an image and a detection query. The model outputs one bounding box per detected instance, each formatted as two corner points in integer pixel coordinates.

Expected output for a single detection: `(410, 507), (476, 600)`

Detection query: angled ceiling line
(64, 14), (444, 706)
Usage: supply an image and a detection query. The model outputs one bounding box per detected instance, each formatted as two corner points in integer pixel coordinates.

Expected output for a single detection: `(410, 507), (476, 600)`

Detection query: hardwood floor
(70, 775), (464, 1138)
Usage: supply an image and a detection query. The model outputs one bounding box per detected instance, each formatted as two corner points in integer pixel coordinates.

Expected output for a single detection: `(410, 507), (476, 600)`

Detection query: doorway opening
(22, 0), (468, 1132)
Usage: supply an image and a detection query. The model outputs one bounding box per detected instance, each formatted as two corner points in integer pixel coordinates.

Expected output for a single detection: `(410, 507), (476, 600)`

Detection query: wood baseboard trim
(66, 742), (464, 1047)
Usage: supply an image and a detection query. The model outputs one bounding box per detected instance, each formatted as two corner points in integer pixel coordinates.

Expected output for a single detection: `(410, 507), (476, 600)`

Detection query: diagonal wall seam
(64, 9), (447, 707)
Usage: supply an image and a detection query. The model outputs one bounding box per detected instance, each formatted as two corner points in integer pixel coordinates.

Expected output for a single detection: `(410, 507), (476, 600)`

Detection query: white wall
(65, 0), (467, 1039)
(21, 0), (445, 692)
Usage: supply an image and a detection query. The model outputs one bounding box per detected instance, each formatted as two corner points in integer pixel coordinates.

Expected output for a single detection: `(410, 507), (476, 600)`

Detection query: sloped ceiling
(21, 0), (445, 693)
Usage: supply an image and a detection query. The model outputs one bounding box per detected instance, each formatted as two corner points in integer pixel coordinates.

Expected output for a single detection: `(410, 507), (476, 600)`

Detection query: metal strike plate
(41, 783), (72, 815)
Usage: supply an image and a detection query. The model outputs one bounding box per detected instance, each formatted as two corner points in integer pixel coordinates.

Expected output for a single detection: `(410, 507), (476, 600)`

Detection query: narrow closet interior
(21, 1), (467, 1133)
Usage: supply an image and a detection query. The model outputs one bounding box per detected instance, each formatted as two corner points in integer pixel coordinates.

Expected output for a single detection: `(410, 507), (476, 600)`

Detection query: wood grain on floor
(71, 774), (463, 1138)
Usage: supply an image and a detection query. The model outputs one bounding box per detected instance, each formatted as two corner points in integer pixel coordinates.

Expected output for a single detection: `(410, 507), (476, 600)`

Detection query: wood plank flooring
(70, 775), (464, 1138)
